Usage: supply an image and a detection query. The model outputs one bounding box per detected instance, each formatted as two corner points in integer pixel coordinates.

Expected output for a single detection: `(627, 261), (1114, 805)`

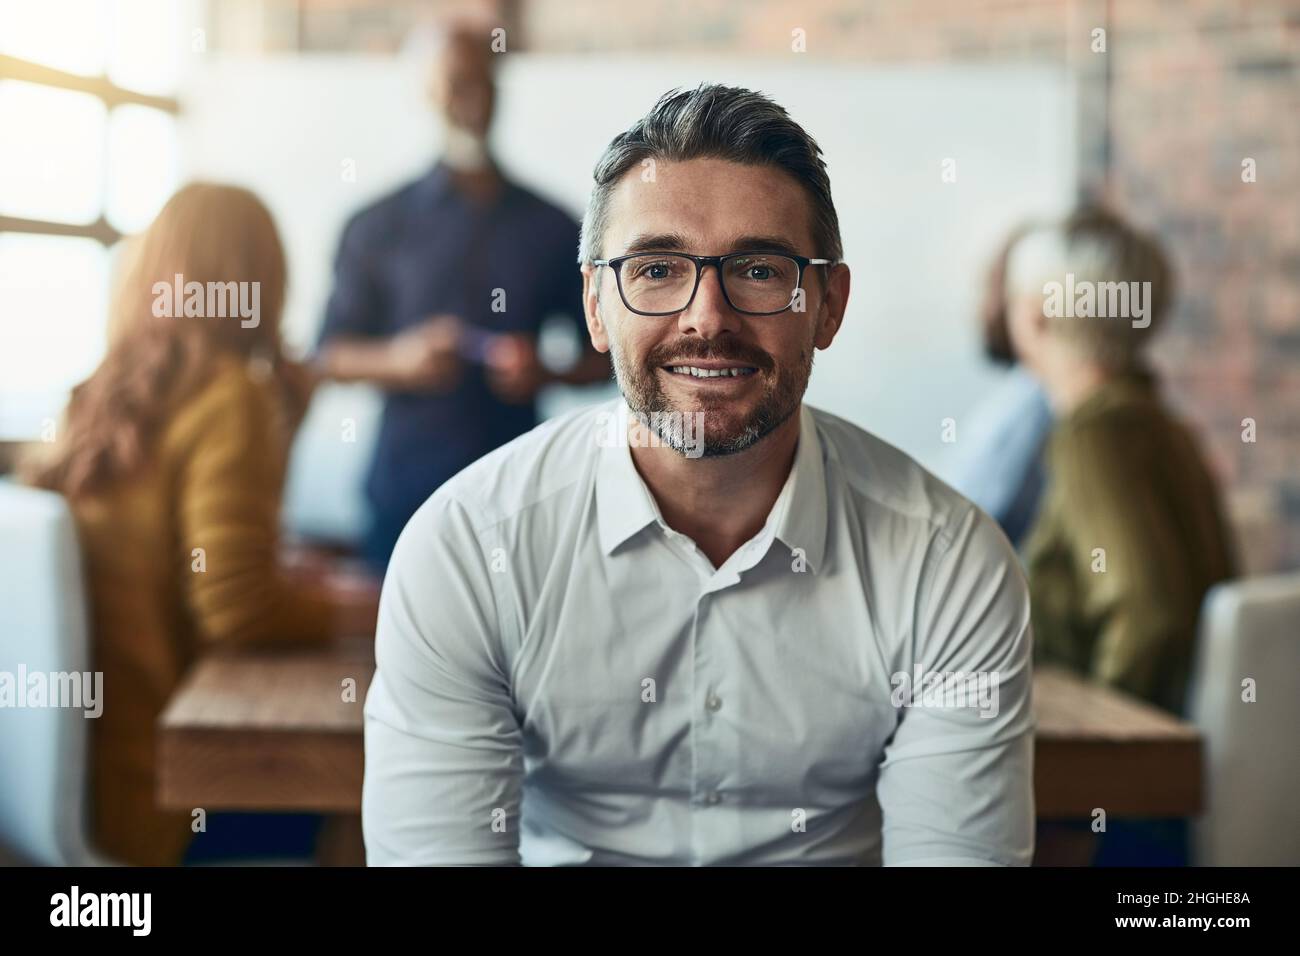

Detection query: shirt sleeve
(317, 214), (387, 346)
(876, 504), (1036, 866)
(362, 494), (524, 865)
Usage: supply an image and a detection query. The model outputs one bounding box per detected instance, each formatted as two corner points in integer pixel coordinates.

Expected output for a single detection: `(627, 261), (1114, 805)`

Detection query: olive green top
(1023, 366), (1236, 714)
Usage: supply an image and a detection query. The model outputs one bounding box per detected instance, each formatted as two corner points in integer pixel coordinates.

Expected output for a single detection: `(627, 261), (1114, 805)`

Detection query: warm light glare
(0, 80), (107, 224)
(0, 234), (109, 438)
(108, 0), (182, 96)
(0, 0), (183, 440)
(107, 104), (179, 234)
(0, 0), (111, 76)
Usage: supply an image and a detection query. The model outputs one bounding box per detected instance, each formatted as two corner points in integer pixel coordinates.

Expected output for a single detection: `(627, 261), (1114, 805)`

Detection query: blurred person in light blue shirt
(941, 224), (1053, 547)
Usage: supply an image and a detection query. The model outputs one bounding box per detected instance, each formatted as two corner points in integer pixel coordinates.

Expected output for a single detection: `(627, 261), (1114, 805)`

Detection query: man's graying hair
(578, 84), (843, 265)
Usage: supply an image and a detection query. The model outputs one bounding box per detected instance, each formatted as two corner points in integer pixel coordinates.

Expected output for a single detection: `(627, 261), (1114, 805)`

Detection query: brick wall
(1102, 1), (1300, 575)
(222, 0), (1300, 572)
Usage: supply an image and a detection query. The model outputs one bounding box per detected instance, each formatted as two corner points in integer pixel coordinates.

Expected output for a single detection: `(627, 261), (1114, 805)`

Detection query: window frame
(0, 53), (179, 245)
(0, 53), (180, 455)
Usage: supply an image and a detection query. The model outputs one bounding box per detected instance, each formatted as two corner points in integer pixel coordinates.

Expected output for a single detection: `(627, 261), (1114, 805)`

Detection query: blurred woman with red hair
(24, 183), (377, 865)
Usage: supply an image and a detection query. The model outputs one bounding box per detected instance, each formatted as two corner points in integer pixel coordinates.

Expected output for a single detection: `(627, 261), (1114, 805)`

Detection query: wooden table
(158, 648), (1202, 823)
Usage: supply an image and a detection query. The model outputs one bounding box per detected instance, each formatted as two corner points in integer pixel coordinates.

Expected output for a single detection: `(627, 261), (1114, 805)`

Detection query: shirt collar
(595, 400), (828, 572)
(776, 403), (828, 572)
(595, 399), (665, 555)
(418, 160), (455, 203)
(419, 158), (514, 206)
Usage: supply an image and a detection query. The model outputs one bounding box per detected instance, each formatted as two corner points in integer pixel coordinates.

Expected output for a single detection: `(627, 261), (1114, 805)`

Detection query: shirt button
(705, 693), (722, 712)
(704, 791), (722, 806)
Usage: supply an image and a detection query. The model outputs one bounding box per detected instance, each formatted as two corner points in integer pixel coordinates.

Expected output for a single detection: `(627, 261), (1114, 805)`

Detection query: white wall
(179, 54), (1074, 540)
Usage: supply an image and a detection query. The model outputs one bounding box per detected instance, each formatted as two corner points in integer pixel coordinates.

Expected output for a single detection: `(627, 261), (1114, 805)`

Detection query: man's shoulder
(168, 355), (271, 437)
(339, 177), (427, 243)
(411, 398), (615, 537)
(807, 404), (992, 546)
(506, 178), (579, 224)
(504, 180), (580, 249)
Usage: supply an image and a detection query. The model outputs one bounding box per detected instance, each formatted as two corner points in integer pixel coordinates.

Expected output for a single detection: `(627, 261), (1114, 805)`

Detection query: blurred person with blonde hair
(1007, 208), (1238, 866)
(23, 182), (379, 866)
(1006, 207), (1236, 716)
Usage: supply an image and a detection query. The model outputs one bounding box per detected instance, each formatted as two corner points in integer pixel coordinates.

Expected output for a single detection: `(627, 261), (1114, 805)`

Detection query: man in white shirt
(363, 83), (1035, 866)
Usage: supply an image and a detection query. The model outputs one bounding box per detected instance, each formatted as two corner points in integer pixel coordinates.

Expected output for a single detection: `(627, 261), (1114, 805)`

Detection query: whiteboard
(179, 54), (1075, 541)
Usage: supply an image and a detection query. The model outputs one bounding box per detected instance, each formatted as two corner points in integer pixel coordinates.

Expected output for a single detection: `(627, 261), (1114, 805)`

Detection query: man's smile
(661, 361), (760, 382)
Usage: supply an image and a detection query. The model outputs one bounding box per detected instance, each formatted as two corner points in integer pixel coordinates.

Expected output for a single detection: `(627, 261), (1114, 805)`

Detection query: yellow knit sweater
(68, 354), (336, 865)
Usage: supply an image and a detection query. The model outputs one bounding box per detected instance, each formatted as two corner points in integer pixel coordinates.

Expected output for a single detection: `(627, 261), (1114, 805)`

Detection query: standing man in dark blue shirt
(316, 22), (609, 569)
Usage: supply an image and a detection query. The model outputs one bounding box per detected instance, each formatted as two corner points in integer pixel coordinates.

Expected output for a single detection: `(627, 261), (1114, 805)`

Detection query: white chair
(0, 481), (108, 865)
(1187, 571), (1300, 866)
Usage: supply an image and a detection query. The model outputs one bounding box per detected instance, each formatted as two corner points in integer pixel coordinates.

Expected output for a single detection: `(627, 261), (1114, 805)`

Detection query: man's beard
(609, 327), (815, 458)
(441, 123), (489, 171)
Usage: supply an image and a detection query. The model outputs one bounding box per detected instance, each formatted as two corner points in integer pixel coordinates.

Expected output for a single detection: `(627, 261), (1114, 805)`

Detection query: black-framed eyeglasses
(592, 251), (838, 317)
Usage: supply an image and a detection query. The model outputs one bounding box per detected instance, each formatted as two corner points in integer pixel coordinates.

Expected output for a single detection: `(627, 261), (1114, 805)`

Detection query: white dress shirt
(363, 398), (1035, 865)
